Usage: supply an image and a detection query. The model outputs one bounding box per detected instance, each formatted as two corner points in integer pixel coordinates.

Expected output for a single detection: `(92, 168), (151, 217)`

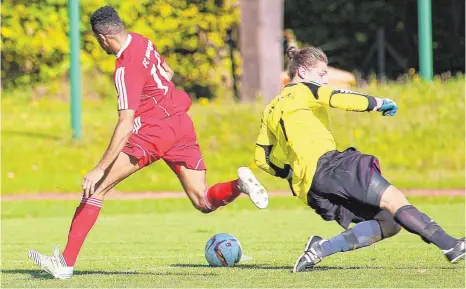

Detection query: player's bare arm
(82, 109), (134, 197)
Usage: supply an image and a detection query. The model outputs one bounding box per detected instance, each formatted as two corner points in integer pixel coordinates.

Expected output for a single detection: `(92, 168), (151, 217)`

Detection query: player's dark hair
(90, 5), (125, 35)
(286, 46), (328, 79)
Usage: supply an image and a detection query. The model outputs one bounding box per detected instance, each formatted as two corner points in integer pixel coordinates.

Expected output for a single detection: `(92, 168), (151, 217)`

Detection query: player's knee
(379, 186), (410, 214)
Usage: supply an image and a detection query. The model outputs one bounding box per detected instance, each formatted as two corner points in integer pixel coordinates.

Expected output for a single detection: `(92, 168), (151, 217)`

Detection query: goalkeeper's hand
(376, 98), (398, 116)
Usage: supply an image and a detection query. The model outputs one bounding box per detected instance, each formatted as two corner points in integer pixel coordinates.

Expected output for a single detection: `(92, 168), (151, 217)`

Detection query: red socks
(62, 198), (102, 266)
(204, 180), (241, 211)
(62, 182), (240, 266)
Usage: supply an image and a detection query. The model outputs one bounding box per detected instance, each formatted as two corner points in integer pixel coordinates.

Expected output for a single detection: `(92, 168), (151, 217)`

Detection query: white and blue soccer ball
(204, 233), (242, 267)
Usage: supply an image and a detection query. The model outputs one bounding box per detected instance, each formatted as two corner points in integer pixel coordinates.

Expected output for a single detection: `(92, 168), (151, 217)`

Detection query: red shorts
(121, 113), (206, 172)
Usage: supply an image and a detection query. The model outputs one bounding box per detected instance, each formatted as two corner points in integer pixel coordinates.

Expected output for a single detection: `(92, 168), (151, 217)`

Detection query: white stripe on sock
(82, 198), (103, 207)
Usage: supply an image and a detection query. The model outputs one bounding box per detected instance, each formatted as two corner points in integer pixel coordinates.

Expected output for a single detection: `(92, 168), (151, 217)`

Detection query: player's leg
(315, 209), (401, 257)
(168, 162), (268, 213)
(61, 152), (140, 263)
(171, 164), (231, 213)
(293, 209), (401, 272)
(347, 156), (465, 263)
(340, 149), (464, 262)
(297, 147), (463, 271)
(28, 152), (141, 279)
(377, 180), (465, 263)
(163, 112), (268, 211)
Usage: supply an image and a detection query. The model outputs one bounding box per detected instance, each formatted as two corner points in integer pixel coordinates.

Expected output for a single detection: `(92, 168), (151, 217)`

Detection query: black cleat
(443, 238), (465, 263)
(292, 235), (325, 273)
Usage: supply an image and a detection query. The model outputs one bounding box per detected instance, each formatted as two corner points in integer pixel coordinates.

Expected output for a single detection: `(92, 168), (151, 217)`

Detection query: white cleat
(237, 167), (269, 209)
(28, 245), (74, 279)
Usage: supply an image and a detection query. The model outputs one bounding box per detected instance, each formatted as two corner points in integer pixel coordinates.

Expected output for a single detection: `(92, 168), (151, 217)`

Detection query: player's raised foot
(293, 235), (326, 273)
(28, 245), (73, 279)
(443, 238), (465, 263)
(237, 167), (268, 209)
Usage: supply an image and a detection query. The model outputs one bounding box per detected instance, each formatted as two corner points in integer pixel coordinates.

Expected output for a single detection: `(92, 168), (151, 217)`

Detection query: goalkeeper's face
(298, 61), (329, 85)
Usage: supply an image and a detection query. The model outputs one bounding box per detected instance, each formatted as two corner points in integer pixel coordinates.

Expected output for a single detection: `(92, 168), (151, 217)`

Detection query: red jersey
(113, 32), (192, 122)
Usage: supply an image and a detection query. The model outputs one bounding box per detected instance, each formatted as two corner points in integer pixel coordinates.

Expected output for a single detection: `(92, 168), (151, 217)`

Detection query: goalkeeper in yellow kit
(255, 46), (465, 272)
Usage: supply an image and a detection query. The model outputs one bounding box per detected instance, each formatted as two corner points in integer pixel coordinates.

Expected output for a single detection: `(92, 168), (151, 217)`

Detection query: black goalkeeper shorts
(307, 147), (391, 229)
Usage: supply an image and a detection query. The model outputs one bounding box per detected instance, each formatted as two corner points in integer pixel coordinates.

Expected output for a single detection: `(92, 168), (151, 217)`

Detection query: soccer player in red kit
(27, 6), (268, 279)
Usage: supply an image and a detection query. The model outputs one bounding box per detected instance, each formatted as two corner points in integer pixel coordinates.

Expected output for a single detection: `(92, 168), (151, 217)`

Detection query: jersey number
(151, 64), (169, 95)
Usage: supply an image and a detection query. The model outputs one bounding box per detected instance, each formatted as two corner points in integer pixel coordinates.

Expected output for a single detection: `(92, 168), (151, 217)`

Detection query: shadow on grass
(172, 263), (463, 271)
(1, 269), (217, 279)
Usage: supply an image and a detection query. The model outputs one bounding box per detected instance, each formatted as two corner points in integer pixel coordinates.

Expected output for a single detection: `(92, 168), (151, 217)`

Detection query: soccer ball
(204, 233), (242, 267)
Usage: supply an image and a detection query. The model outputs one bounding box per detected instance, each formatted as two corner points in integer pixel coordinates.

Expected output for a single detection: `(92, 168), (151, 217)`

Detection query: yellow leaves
(49, 13), (59, 23)
(16, 4), (26, 13)
(3, 1), (242, 93)
(208, 33), (224, 47)
(181, 5), (199, 17)
(1, 26), (13, 38)
(163, 18), (179, 31)
(219, 14), (234, 30)
(159, 4), (173, 17)
(206, 47), (216, 58)
(185, 37), (199, 50)
(198, 19), (210, 30)
(199, 97), (209, 105)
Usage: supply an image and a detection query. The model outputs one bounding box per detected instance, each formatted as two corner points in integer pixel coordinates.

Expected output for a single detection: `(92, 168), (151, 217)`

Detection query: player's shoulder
(127, 32), (161, 52)
(116, 33), (150, 65)
(123, 32), (148, 55)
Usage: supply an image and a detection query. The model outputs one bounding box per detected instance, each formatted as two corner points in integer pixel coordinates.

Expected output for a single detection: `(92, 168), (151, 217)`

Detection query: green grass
(1, 77), (464, 194)
(1, 196), (465, 288)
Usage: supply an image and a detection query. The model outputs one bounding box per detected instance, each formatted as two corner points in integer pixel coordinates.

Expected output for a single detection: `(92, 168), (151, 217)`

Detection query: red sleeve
(114, 60), (146, 110)
(153, 45), (165, 65)
(158, 52), (165, 65)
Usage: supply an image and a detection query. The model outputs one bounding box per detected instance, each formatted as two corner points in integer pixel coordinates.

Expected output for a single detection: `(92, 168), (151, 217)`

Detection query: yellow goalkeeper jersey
(254, 81), (377, 204)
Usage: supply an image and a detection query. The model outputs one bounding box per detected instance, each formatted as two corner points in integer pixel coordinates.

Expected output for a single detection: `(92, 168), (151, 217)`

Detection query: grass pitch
(1, 196), (465, 288)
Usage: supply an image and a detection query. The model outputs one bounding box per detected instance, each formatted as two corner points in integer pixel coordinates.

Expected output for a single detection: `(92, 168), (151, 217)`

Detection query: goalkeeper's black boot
(443, 238), (465, 263)
(292, 235), (325, 273)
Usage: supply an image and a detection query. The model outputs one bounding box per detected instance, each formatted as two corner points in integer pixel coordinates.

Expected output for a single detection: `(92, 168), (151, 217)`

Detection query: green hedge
(1, 77), (464, 194)
(1, 0), (240, 98)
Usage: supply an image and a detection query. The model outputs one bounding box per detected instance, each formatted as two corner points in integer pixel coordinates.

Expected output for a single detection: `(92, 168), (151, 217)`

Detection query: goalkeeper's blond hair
(286, 46), (328, 80)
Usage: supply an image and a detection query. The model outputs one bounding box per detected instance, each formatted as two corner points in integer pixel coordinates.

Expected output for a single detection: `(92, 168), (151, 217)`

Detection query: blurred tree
(1, 0), (240, 99)
(284, 0), (465, 78)
(2, 0), (463, 98)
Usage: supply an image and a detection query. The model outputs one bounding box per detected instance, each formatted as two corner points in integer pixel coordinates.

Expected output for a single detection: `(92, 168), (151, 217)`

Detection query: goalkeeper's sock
(394, 205), (457, 250)
(319, 220), (382, 258)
